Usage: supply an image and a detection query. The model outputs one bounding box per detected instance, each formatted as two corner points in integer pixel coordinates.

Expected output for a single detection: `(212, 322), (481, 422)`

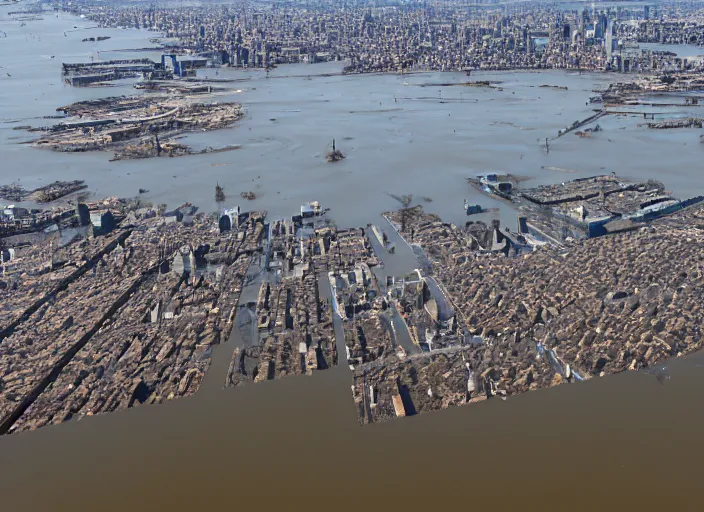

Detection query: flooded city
(5, 10), (704, 226)
(2, 3), (704, 509)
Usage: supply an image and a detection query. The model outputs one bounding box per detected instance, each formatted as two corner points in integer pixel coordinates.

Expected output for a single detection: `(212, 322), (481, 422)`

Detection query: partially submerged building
(2, 207), (30, 221)
(89, 210), (116, 236)
(517, 175), (704, 243)
(219, 206), (240, 233)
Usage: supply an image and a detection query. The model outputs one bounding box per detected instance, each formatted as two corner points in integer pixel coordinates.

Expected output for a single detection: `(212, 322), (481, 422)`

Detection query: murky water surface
(1, 8), (704, 510)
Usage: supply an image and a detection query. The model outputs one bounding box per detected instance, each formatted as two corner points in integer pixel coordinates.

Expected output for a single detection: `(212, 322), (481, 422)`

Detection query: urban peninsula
(1, 170), (702, 432)
(2, 0), (704, 434)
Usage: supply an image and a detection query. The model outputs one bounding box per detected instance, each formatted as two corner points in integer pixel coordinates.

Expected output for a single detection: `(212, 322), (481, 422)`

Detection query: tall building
(605, 19), (613, 64)
(595, 13), (607, 39)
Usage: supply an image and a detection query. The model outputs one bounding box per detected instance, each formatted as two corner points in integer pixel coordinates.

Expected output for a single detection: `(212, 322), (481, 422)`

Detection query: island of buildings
(3, 0), (704, 432)
(1, 170), (703, 432)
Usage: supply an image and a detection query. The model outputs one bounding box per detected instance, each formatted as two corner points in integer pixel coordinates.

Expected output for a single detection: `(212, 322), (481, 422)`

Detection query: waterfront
(640, 42), (704, 57)
(1, 347), (703, 509)
(4, 10), (704, 230)
(3, 7), (704, 510)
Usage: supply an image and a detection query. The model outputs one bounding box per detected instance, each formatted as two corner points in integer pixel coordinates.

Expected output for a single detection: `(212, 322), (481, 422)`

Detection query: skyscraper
(606, 19), (613, 63)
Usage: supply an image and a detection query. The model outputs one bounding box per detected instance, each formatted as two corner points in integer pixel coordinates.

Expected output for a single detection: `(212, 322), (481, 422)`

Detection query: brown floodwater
(3, 9), (704, 509)
(1, 345), (703, 510)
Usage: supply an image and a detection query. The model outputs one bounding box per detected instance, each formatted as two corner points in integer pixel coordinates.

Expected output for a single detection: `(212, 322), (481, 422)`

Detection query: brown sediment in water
(1, 195), (704, 508)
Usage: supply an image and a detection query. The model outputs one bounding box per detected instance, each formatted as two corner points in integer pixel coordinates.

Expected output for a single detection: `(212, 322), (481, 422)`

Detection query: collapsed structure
(27, 95), (243, 159)
(470, 174), (704, 244)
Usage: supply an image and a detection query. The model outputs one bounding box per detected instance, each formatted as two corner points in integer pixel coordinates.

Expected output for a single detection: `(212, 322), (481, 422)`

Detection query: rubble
(0, 180), (87, 203)
(27, 95), (243, 160)
(644, 117), (703, 129)
(0, 183), (28, 202)
(30, 181), (88, 203)
(325, 139), (345, 163)
(325, 149), (345, 163)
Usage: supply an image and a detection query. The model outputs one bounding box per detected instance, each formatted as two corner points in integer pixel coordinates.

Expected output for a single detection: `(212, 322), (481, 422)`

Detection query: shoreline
(2, 188), (702, 431)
